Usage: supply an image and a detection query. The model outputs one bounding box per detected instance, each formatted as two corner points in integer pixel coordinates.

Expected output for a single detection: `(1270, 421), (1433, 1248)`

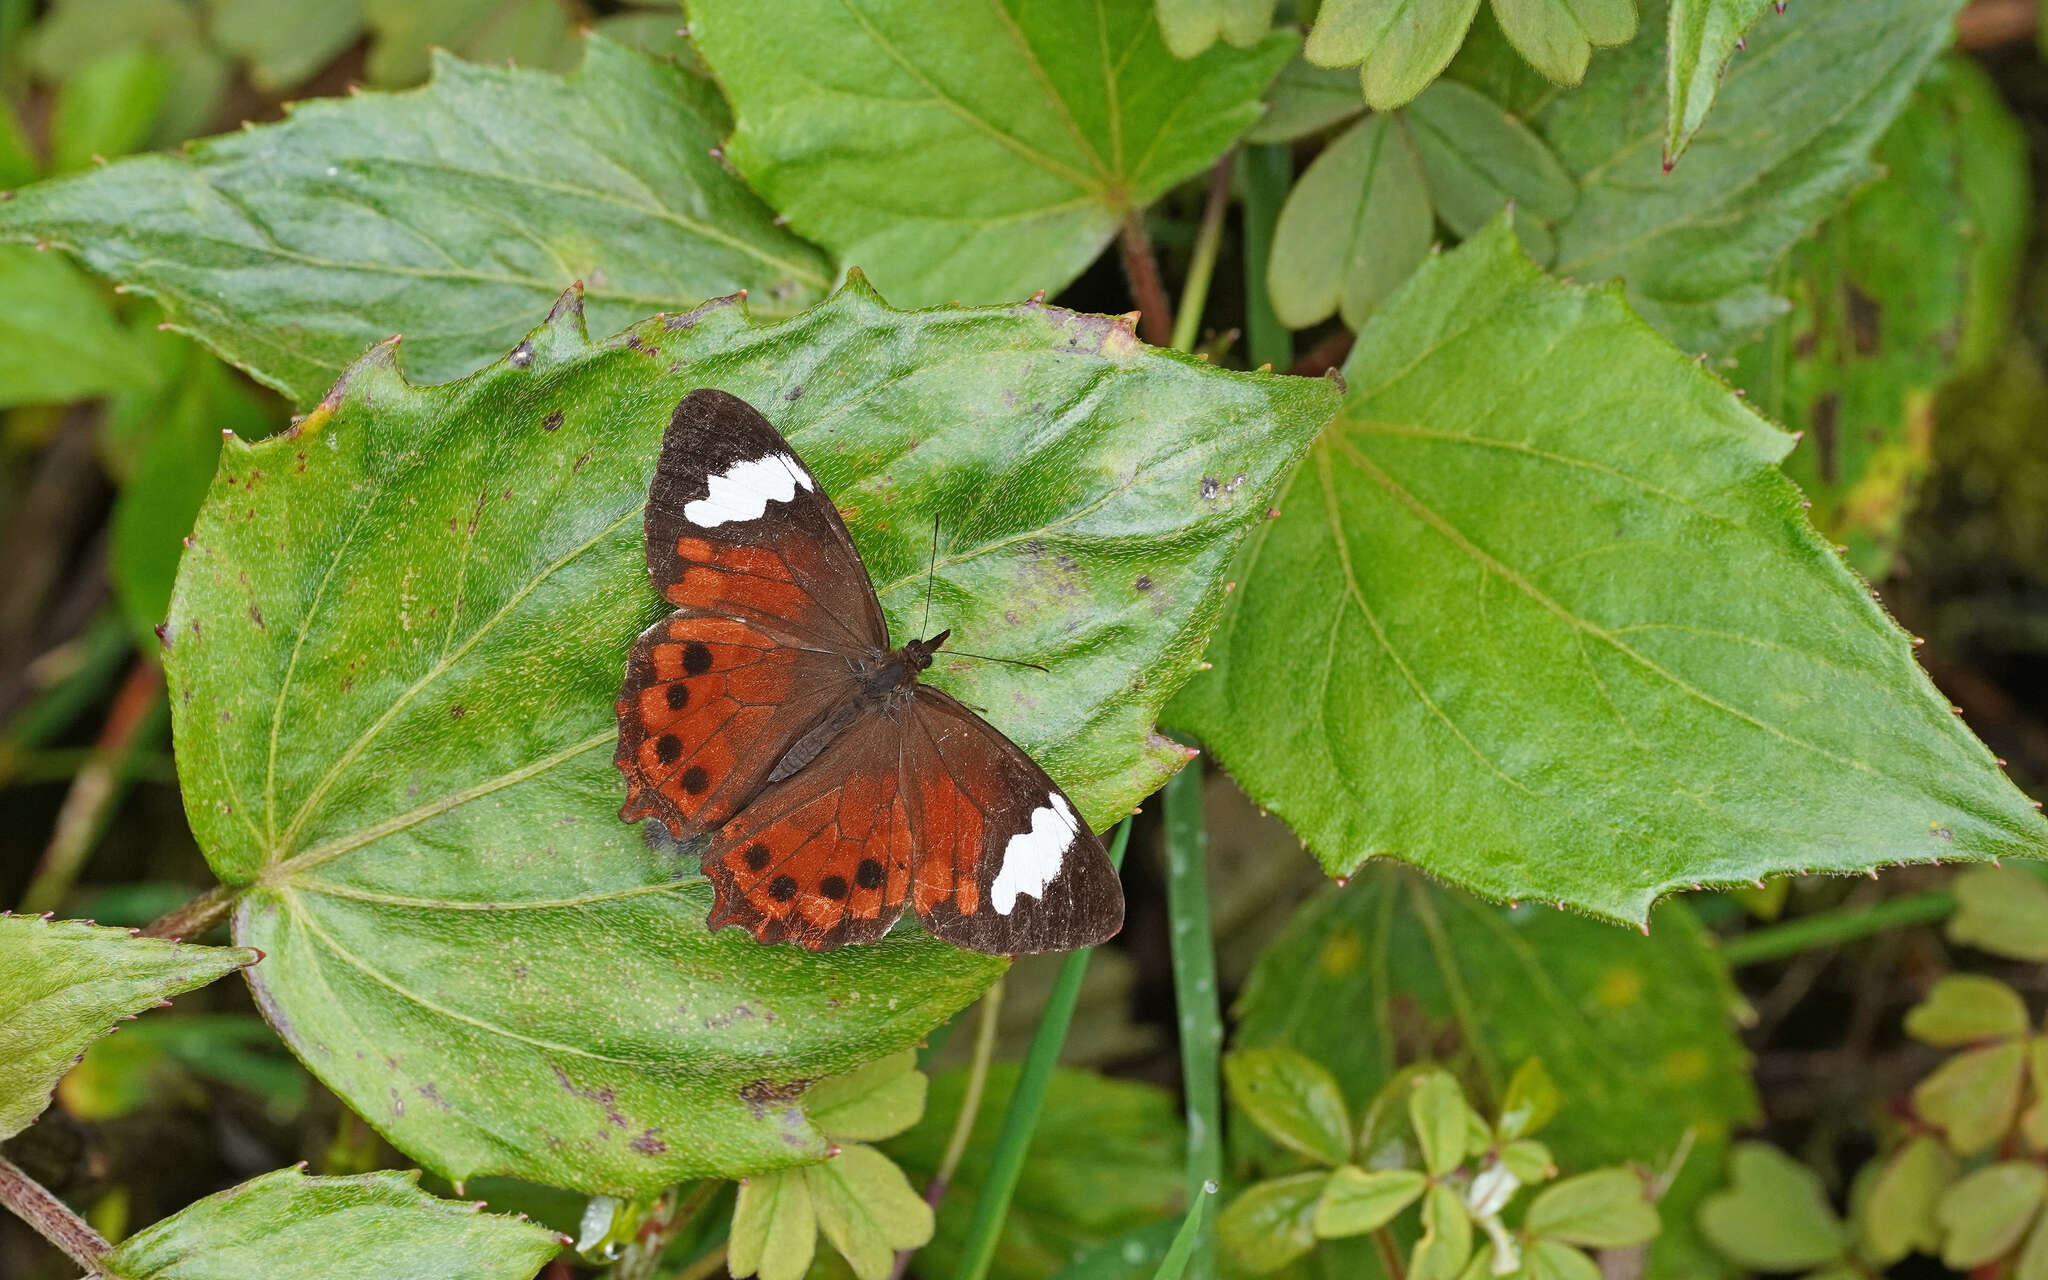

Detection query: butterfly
(614, 388), (1125, 955)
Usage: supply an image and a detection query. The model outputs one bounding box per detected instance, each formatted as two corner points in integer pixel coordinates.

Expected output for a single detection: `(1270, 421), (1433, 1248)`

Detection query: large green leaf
(1730, 56), (2030, 579)
(1172, 221), (2048, 921)
(167, 282), (1335, 1194)
(0, 37), (833, 409)
(0, 914), (257, 1141)
(1230, 866), (1757, 1279)
(98, 1167), (563, 1280)
(691, 0), (1294, 309)
(1662, 0), (1775, 164)
(1527, 0), (1962, 355)
(886, 1065), (1186, 1280)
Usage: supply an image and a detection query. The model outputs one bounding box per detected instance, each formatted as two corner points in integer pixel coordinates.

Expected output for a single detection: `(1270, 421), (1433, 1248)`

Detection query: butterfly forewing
(615, 614), (856, 840)
(902, 688), (1123, 955)
(618, 390), (883, 842)
(643, 388), (888, 654)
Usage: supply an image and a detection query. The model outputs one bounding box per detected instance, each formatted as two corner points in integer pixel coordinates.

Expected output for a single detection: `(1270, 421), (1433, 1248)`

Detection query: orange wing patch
(616, 615), (847, 842)
(701, 719), (914, 951)
(909, 755), (985, 919)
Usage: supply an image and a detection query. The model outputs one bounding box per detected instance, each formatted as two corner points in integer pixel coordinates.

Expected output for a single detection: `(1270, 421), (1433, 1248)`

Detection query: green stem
(1238, 144), (1293, 372)
(1163, 758), (1222, 1280)
(894, 978), (1004, 1280)
(1719, 891), (1957, 967)
(952, 820), (1131, 1280)
(1170, 157), (1235, 354)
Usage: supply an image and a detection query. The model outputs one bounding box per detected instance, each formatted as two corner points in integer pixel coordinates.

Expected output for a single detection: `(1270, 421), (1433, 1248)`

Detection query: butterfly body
(615, 390), (1124, 955)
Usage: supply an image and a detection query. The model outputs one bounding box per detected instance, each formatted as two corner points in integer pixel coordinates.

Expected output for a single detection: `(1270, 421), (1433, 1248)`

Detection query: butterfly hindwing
(700, 713), (915, 951)
(901, 688), (1124, 955)
(616, 614), (858, 841)
(644, 388), (888, 653)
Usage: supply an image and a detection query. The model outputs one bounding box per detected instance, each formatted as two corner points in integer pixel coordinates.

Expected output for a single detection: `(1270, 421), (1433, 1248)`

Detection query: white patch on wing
(683, 453), (815, 527)
(990, 794), (1078, 915)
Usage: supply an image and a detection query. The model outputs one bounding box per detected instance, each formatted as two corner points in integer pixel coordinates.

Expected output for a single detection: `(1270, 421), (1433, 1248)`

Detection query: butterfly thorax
(858, 628), (949, 710)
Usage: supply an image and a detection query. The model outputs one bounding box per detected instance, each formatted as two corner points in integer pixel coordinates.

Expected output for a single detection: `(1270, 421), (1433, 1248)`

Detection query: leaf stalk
(0, 1154), (109, 1273)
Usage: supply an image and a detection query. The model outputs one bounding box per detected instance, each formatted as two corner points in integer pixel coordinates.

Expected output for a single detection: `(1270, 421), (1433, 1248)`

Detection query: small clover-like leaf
(1219, 1172), (1327, 1275)
(1314, 1165), (1427, 1238)
(1521, 1237), (1603, 1280)
(1410, 1182), (1474, 1280)
(1859, 1133), (1958, 1264)
(0, 914), (257, 1142)
(1224, 1046), (1354, 1167)
(1904, 975), (2031, 1047)
(1936, 1161), (2048, 1270)
(2026, 1038), (2048, 1152)
(1949, 866), (2048, 962)
(805, 1144), (934, 1280)
(1524, 1167), (1658, 1248)
(1404, 80), (1576, 263)
(1157, 0), (1279, 58)
(1914, 1041), (2028, 1157)
(1410, 1070), (1471, 1177)
(804, 1051), (927, 1145)
(729, 1169), (816, 1280)
(1268, 112), (1433, 331)
(1305, 0), (1483, 111)
(1498, 1058), (1563, 1141)
(97, 1167), (563, 1280)
(1499, 1139), (1556, 1186)
(1488, 0), (1637, 87)
(1247, 57), (1368, 144)
(1697, 1143), (1847, 1271)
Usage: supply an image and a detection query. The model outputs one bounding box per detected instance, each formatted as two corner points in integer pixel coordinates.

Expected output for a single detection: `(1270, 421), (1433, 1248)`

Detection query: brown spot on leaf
(738, 1078), (808, 1120)
(543, 410), (564, 432)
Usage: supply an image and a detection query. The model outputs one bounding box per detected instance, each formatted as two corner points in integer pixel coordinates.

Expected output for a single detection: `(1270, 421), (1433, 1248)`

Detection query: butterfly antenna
(921, 514), (940, 637)
(945, 650), (1050, 673)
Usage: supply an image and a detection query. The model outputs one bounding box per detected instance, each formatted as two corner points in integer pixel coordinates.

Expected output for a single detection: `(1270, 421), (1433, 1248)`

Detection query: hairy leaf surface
(0, 38), (833, 407)
(166, 282), (1335, 1192)
(0, 915), (256, 1141)
(1174, 222), (2048, 921)
(692, 0), (1294, 308)
(99, 1167), (563, 1280)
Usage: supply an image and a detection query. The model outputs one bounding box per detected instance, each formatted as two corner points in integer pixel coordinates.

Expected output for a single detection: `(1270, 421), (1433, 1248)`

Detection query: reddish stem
(1118, 216), (1175, 346)
(0, 1154), (109, 1273)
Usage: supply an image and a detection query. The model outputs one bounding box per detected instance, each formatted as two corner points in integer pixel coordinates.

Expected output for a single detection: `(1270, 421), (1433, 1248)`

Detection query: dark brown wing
(618, 389), (884, 842)
(900, 688), (1124, 955)
(644, 388), (888, 654)
(699, 713), (915, 951)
